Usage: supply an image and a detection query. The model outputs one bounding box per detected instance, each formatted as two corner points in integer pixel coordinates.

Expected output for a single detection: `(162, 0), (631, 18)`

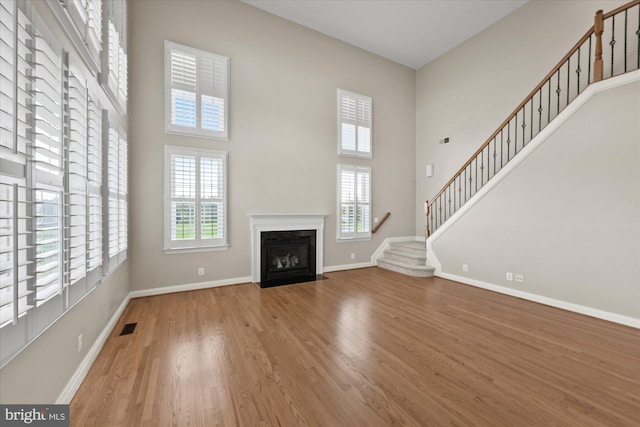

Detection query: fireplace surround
(249, 214), (325, 285)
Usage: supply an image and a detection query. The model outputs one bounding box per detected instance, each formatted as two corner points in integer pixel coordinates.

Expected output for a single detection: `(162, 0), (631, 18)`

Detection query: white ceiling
(243, 0), (527, 69)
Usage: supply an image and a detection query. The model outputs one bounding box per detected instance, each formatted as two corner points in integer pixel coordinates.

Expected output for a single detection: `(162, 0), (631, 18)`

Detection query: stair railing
(425, 0), (640, 239)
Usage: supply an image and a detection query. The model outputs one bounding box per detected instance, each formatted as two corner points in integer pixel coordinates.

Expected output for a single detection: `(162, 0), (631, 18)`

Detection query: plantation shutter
(169, 153), (197, 247)
(33, 23), (64, 306)
(199, 54), (228, 137)
(0, 0), (14, 152)
(66, 71), (87, 286)
(15, 4), (33, 157)
(86, 93), (102, 272)
(106, 123), (119, 258)
(85, 0), (102, 62)
(337, 89), (372, 158)
(169, 48), (198, 130)
(200, 155), (225, 242)
(337, 165), (371, 240)
(0, 181), (33, 327)
(118, 132), (127, 252)
(63, 0), (88, 36)
(165, 41), (229, 139)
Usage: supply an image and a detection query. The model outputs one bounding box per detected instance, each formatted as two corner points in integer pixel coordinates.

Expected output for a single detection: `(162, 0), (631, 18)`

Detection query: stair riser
(383, 252), (426, 266)
(388, 244), (425, 257)
(377, 260), (434, 278)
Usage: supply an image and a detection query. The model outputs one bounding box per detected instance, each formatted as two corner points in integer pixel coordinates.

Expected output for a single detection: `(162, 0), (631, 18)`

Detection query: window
(165, 41), (230, 140)
(47, 0), (102, 73)
(101, 0), (127, 114)
(164, 146), (228, 252)
(0, 0), (126, 367)
(337, 165), (371, 240)
(103, 114), (127, 273)
(337, 89), (372, 158)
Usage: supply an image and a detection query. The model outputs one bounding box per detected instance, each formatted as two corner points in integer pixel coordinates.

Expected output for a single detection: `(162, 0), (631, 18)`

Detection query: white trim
(427, 71), (640, 247)
(437, 272), (640, 329)
(129, 276), (252, 299)
(249, 214), (326, 283)
(371, 235), (423, 264)
(56, 292), (132, 404)
(324, 262), (374, 272)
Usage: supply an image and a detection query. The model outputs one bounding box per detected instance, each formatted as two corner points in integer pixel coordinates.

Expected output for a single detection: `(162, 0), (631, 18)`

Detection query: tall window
(165, 41), (230, 140)
(47, 0), (102, 72)
(337, 89), (372, 159)
(103, 114), (127, 273)
(101, 0), (127, 113)
(0, 0), (126, 367)
(164, 146), (228, 251)
(337, 165), (371, 240)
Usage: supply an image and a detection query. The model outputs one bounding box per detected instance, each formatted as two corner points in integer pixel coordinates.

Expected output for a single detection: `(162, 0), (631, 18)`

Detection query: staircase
(376, 241), (435, 278)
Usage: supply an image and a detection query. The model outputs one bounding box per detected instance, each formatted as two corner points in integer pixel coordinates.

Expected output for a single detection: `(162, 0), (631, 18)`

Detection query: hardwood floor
(70, 268), (640, 426)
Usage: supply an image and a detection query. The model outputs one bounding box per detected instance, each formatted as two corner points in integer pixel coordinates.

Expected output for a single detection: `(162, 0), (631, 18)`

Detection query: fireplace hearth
(260, 230), (316, 288)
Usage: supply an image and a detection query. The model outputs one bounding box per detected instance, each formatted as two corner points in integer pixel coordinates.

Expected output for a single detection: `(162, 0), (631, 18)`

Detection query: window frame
(164, 40), (230, 141)
(163, 145), (229, 253)
(336, 164), (372, 241)
(337, 89), (373, 159)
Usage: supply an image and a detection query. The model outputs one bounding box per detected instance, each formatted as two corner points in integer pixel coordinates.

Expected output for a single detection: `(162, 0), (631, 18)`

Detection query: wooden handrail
(426, 0), (639, 211)
(371, 212), (391, 234)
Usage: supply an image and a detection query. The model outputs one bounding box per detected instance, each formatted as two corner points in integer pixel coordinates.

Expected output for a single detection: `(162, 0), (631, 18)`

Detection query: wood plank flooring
(70, 268), (640, 426)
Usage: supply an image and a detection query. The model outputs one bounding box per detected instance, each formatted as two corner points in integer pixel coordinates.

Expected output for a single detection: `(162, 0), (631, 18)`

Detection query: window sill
(164, 245), (230, 255)
(336, 237), (371, 243)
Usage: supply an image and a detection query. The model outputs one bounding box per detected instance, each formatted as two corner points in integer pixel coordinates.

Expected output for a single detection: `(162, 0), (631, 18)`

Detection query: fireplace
(260, 230), (316, 288)
(249, 214), (325, 285)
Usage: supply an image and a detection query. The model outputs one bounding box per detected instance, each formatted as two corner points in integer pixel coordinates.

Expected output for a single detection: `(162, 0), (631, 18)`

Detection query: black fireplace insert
(260, 230), (316, 288)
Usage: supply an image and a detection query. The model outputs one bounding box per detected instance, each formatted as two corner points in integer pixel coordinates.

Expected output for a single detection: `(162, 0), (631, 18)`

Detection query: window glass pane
(170, 202), (195, 240)
(200, 157), (222, 199)
(201, 95), (224, 132)
(171, 89), (196, 128)
(200, 202), (222, 239)
(341, 123), (356, 151)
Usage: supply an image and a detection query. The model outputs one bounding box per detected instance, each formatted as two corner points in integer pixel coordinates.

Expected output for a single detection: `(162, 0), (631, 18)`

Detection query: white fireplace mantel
(249, 214), (326, 283)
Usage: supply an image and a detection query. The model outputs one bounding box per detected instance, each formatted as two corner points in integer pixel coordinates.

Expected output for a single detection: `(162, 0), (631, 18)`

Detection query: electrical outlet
(77, 334), (83, 352)
(506, 272), (513, 281)
(515, 274), (525, 283)
(462, 264), (468, 272)
(198, 267), (205, 276)
(350, 253), (356, 260)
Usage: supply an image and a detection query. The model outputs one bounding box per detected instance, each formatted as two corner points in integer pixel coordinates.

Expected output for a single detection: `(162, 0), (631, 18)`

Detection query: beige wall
(431, 80), (640, 318)
(415, 0), (628, 234)
(128, 0), (416, 291)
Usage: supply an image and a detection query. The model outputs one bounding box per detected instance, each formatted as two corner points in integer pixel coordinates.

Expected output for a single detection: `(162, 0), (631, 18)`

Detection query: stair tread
(378, 257), (435, 271)
(384, 249), (426, 260)
(390, 241), (425, 250)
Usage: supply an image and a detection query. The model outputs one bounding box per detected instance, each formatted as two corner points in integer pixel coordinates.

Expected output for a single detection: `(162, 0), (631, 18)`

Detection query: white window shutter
(165, 41), (229, 140)
(87, 93), (102, 272)
(0, 0), (15, 153)
(337, 89), (372, 159)
(337, 165), (371, 240)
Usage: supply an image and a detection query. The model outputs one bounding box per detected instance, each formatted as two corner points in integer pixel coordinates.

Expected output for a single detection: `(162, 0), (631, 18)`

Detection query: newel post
(594, 9), (604, 81)
(424, 200), (430, 239)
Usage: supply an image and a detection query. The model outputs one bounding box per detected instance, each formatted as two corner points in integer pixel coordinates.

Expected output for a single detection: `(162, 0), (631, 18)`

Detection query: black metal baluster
(507, 122), (511, 161)
(464, 168), (467, 202)
(556, 68), (561, 115)
(577, 46), (582, 94)
(624, 10), (628, 72)
(547, 78), (551, 123)
(610, 15), (616, 77)
(521, 106), (526, 149)
(486, 145), (489, 183)
(587, 33), (593, 86)
(493, 137), (497, 177)
(515, 114), (518, 153)
(565, 58), (571, 107)
(474, 158), (477, 193)
(530, 97), (533, 142)
(637, 4), (639, 68)
(500, 129), (504, 168)
(538, 87), (543, 132)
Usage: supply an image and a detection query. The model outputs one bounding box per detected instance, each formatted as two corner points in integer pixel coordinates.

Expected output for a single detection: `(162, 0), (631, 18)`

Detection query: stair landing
(376, 241), (435, 278)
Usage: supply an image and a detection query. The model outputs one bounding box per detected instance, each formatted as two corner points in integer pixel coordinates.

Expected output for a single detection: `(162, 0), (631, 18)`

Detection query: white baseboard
(56, 293), (132, 404)
(438, 271), (640, 329)
(324, 262), (374, 272)
(129, 276), (253, 298)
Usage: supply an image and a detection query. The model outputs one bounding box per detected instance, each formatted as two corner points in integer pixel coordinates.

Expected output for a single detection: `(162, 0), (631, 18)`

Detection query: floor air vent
(119, 322), (137, 336)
